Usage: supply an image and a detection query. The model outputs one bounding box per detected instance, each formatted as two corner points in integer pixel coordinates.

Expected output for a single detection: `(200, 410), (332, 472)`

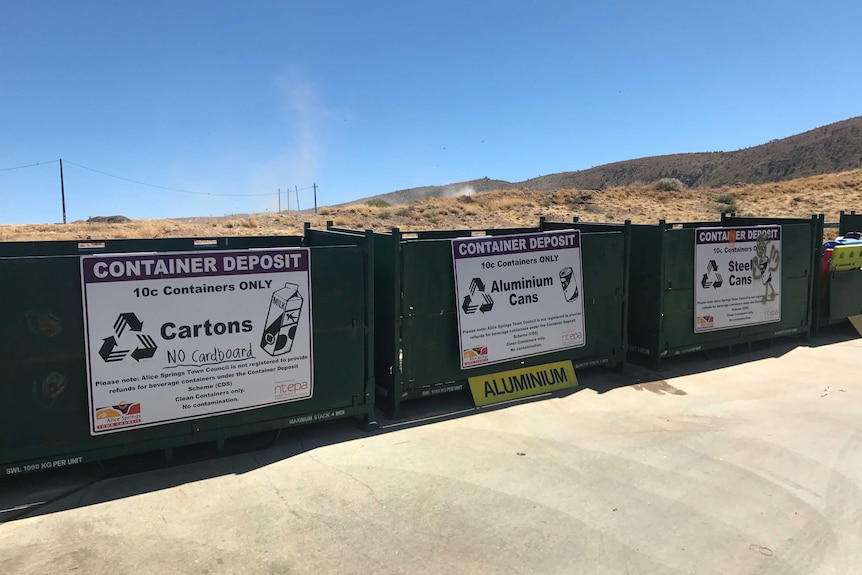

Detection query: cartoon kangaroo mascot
(751, 233), (780, 303)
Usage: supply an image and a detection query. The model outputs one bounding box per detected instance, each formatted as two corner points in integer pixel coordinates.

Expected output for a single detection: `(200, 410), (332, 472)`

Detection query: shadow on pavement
(2, 322), (857, 525)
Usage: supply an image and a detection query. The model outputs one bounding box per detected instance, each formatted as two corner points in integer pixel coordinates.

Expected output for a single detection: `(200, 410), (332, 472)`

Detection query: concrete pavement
(1, 328), (861, 574)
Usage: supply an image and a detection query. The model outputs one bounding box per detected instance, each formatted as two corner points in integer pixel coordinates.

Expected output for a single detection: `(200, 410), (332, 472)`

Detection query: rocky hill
(365, 116), (862, 205)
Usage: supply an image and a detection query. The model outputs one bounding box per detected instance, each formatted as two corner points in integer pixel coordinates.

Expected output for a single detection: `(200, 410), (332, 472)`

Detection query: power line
(63, 160), (279, 197)
(2, 157), (318, 202)
(0, 159), (59, 172)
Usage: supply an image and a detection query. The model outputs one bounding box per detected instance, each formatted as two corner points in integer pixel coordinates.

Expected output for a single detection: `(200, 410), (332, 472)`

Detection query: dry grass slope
(2, 170), (862, 242)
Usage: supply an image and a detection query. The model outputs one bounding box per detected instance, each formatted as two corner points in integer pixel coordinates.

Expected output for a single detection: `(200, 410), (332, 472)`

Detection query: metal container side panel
(401, 240), (458, 317)
(308, 226), (393, 401)
(541, 220), (635, 239)
(371, 232), (399, 399)
(539, 221), (579, 232)
(304, 228), (363, 248)
(401, 316), (621, 393)
(662, 278), (810, 353)
(625, 225), (664, 360)
(307, 245), (371, 415)
(659, 222), (814, 356)
(828, 269), (862, 321)
(778, 223), (816, 278)
(721, 215), (814, 227)
(0, 245), (370, 469)
(399, 233), (626, 391)
(839, 212), (862, 236)
(399, 238), (457, 391)
(0, 255), (89, 465)
(662, 228), (696, 290)
(0, 236), (304, 259)
(413, 227), (540, 240)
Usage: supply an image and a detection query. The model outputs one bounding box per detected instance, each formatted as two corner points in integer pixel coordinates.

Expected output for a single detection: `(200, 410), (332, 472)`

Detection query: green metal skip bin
(818, 210), (862, 328)
(626, 214), (822, 367)
(323, 219), (630, 415)
(0, 232), (376, 478)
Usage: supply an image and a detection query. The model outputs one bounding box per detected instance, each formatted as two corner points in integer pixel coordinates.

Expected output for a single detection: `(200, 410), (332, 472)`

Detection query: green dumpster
(1, 231), (376, 478)
(817, 210), (862, 328)
(839, 210), (862, 236)
(323, 219), (630, 415)
(626, 214), (822, 367)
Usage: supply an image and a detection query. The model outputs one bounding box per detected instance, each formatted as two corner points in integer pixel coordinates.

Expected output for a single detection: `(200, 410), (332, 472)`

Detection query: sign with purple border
(451, 231), (586, 369)
(694, 226), (782, 332)
(80, 248), (313, 435)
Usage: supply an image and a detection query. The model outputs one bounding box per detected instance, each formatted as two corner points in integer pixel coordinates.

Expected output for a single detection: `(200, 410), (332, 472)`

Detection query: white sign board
(81, 248), (313, 435)
(694, 226), (782, 332)
(452, 230), (586, 369)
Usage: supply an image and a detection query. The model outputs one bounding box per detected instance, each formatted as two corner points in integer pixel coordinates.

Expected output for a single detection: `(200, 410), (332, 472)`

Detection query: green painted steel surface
(828, 269), (862, 321)
(322, 221), (629, 414)
(369, 223), (628, 414)
(0, 234), (375, 477)
(627, 216), (820, 366)
(839, 211), (862, 236)
(814, 211), (862, 328)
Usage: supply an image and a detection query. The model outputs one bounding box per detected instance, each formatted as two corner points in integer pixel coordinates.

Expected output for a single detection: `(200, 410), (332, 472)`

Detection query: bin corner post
(810, 213), (825, 337)
(654, 220), (669, 370)
(539, 216), (547, 230)
(390, 227), (405, 418)
(618, 219), (632, 371)
(361, 229), (379, 431)
(326, 220), (334, 230)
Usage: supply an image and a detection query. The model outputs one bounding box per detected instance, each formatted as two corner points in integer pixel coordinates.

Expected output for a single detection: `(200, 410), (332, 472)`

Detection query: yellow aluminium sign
(467, 360), (578, 406)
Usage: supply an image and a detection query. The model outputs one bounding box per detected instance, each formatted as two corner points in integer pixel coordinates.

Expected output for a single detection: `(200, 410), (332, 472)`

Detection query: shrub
(365, 198), (390, 208)
(654, 178), (685, 192)
(716, 192), (738, 214)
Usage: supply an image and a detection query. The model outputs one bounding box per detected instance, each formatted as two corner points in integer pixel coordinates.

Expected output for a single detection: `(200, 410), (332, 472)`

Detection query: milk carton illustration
(261, 283), (304, 356)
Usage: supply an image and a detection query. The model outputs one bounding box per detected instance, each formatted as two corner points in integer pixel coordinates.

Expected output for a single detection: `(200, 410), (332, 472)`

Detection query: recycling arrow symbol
(99, 336), (129, 362)
(114, 312), (143, 336)
(130, 334), (158, 361)
(701, 260), (723, 289)
(462, 277), (494, 314)
(462, 295), (479, 314)
(99, 312), (158, 363)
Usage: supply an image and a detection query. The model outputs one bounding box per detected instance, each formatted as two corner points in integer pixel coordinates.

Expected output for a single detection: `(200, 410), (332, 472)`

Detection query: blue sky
(1, 1), (860, 224)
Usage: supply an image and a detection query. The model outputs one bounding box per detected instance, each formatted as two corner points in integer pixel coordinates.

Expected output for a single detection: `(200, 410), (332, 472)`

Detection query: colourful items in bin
(822, 232), (862, 250)
(830, 244), (862, 271)
(820, 233), (862, 289)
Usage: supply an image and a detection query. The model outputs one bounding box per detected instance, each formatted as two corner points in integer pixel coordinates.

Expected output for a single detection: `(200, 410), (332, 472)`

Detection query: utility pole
(295, 185), (300, 211)
(59, 158), (66, 224)
(278, 188), (281, 213)
(313, 183), (318, 214)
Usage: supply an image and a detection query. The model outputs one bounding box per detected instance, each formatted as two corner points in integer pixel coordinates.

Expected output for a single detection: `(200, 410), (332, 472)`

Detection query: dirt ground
(2, 170), (861, 242)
